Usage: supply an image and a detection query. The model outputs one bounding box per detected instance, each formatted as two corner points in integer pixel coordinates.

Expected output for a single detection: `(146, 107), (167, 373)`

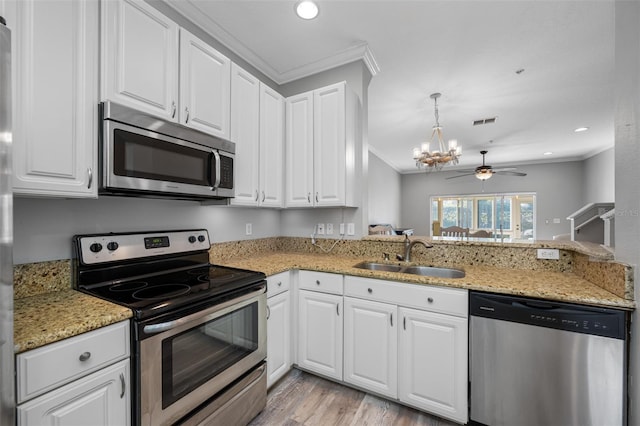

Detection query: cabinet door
(17, 359), (131, 426)
(259, 83), (284, 208)
(285, 91), (314, 207)
(180, 28), (231, 138)
(297, 290), (343, 380)
(102, 0), (178, 120)
(313, 82), (346, 206)
(398, 307), (468, 424)
(10, 0), (98, 197)
(344, 297), (397, 398)
(230, 63), (260, 206)
(267, 290), (291, 388)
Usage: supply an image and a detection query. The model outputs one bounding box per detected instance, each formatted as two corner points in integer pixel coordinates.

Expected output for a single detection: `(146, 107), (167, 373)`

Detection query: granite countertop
(14, 290), (133, 354)
(218, 252), (635, 310)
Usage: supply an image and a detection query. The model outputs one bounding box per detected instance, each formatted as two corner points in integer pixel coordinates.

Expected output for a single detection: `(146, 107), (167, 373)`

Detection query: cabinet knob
(277, 282), (282, 287)
(262, 191), (266, 202)
(367, 288), (373, 294)
(316, 280), (320, 285)
(185, 107), (190, 123)
(427, 297), (434, 303)
(79, 351), (91, 362)
(171, 101), (176, 118)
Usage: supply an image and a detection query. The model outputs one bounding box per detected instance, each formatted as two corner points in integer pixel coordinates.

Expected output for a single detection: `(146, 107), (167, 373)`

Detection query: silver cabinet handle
(79, 352), (91, 362)
(87, 168), (93, 189)
(427, 297), (434, 303)
(266, 305), (271, 320)
(315, 192), (319, 203)
(171, 101), (176, 118)
(262, 191), (265, 202)
(367, 288), (373, 294)
(307, 192), (311, 203)
(255, 190), (259, 201)
(390, 313), (393, 327)
(403, 317), (406, 330)
(119, 373), (125, 398)
(316, 280), (320, 285)
(185, 107), (190, 123)
(336, 303), (340, 316)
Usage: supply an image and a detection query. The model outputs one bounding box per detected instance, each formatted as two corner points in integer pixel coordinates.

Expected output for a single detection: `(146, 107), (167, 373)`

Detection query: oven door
(138, 285), (266, 426)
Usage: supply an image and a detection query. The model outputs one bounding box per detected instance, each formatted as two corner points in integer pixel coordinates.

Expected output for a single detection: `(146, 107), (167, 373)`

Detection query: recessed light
(295, 0), (319, 20)
(574, 127), (589, 133)
(543, 151), (553, 156)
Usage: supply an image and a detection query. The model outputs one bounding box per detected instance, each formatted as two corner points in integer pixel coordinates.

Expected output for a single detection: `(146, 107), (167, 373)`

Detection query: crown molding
(161, 0), (379, 85)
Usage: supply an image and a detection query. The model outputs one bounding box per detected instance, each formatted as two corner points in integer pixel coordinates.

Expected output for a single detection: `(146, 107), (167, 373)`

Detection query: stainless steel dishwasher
(469, 291), (628, 426)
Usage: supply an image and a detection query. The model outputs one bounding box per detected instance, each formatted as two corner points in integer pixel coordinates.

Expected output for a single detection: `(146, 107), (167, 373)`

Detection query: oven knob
(198, 235), (206, 242)
(188, 236), (197, 243)
(89, 243), (103, 253)
(107, 242), (119, 251)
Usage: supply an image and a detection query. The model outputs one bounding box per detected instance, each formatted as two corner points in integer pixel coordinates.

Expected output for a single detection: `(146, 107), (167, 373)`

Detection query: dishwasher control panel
(470, 291), (627, 339)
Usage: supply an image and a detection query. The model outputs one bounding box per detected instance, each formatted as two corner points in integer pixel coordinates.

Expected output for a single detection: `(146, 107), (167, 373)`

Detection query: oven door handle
(143, 320), (181, 334)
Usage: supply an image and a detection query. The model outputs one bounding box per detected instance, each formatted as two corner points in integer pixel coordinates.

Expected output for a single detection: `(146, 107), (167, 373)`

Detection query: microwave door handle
(211, 150), (221, 190)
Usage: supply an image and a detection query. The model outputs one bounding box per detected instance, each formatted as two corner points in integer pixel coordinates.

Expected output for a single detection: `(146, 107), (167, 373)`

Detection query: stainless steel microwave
(99, 101), (234, 201)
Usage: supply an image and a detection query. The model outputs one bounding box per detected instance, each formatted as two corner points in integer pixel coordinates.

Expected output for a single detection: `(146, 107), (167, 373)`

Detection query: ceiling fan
(446, 150), (527, 180)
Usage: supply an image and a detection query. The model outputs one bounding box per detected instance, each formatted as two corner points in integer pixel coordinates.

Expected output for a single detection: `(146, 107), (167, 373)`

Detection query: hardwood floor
(249, 369), (458, 426)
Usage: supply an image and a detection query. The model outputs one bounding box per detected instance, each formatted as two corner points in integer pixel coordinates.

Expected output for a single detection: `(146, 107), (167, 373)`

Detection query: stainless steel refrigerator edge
(0, 15), (13, 426)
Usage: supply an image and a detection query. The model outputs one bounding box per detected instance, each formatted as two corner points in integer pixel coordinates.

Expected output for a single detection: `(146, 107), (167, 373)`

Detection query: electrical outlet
(245, 223), (252, 235)
(537, 249), (559, 260)
(339, 223), (345, 235)
(347, 223), (355, 236)
(326, 223), (334, 235)
(317, 223), (325, 235)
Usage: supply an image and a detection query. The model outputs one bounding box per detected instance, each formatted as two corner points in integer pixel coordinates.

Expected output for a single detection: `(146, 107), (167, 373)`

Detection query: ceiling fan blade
(495, 171), (527, 176)
(491, 167), (517, 172)
(446, 173), (476, 180)
(454, 169), (476, 173)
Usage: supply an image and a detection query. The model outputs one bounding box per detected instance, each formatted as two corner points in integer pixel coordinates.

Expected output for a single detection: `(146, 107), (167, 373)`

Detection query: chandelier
(413, 93), (461, 170)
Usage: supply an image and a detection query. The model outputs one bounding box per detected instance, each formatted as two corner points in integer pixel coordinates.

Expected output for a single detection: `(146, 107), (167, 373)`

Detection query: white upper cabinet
(179, 28), (231, 139)
(230, 63), (284, 208)
(259, 83), (285, 208)
(285, 81), (359, 208)
(285, 91), (314, 207)
(101, 0), (179, 120)
(8, 0), (98, 197)
(101, 0), (231, 138)
(230, 63), (260, 206)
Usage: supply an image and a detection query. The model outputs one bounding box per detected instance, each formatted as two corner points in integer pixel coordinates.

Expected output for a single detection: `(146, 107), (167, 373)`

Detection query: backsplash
(14, 236), (632, 301)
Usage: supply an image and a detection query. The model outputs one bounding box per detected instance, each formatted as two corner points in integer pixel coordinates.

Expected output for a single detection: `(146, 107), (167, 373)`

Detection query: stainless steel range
(73, 229), (267, 426)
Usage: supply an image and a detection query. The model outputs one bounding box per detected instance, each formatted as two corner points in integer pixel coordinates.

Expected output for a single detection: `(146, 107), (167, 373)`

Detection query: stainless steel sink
(400, 265), (465, 278)
(352, 261), (403, 272)
(353, 262), (465, 278)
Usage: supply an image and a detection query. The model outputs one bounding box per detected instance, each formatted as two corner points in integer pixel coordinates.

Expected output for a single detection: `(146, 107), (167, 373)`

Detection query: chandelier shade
(413, 93), (461, 170)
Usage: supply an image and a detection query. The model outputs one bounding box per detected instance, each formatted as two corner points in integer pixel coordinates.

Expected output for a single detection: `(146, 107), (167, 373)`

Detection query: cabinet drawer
(17, 321), (130, 403)
(344, 276), (467, 318)
(298, 270), (343, 295)
(267, 271), (290, 298)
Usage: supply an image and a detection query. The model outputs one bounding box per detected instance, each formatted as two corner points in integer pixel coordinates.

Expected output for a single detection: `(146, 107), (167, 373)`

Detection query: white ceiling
(165, 0), (615, 174)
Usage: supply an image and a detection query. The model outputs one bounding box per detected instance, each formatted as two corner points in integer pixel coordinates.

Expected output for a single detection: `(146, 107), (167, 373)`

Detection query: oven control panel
(76, 230), (211, 264)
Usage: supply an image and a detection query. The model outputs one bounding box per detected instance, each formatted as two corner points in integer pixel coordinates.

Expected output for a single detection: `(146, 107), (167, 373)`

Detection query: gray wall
(614, 1), (640, 424)
(400, 161), (584, 240)
(582, 147), (615, 203)
(368, 152), (401, 228)
(13, 197), (280, 264)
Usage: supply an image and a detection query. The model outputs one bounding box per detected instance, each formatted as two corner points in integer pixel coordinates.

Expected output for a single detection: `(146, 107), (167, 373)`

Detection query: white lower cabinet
(343, 297), (397, 399)
(297, 286), (343, 381)
(16, 321), (131, 426)
(267, 272), (292, 388)
(398, 307), (468, 424)
(17, 359), (130, 426)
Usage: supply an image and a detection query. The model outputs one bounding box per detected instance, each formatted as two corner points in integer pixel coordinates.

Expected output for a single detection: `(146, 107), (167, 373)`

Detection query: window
(430, 192), (536, 241)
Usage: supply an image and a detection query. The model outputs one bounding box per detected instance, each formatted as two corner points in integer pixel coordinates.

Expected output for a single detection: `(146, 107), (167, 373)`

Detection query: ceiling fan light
(475, 170), (493, 180)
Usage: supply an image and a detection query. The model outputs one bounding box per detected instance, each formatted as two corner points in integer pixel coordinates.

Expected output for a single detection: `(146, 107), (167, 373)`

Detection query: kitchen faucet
(396, 234), (433, 262)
